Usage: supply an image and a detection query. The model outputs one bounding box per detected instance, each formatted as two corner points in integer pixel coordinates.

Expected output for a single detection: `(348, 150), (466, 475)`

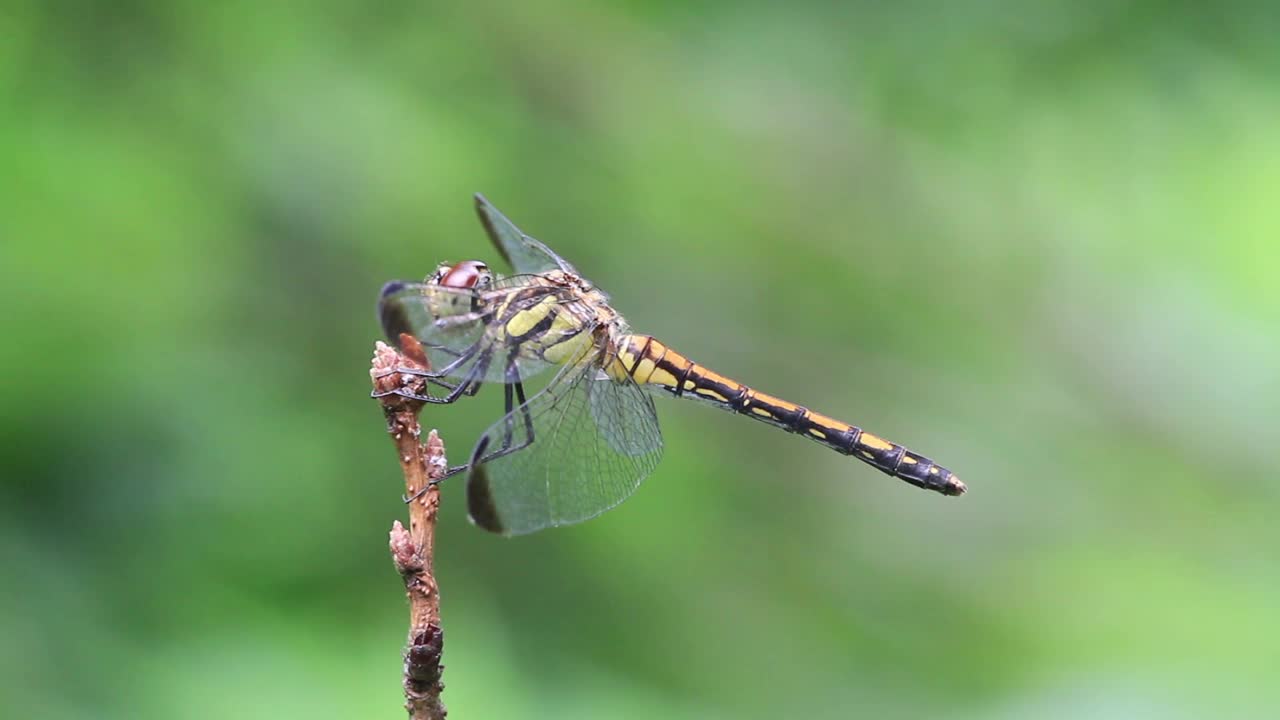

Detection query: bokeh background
(4, 2), (1278, 718)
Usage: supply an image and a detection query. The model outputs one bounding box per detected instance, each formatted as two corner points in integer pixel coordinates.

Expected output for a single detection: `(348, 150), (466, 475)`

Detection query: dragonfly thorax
(541, 268), (594, 293)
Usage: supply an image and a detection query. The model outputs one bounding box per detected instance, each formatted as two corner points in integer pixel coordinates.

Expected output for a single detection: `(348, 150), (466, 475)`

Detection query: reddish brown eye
(439, 261), (489, 288)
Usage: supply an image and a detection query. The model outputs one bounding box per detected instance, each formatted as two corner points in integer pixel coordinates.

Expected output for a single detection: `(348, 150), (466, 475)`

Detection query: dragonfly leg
(401, 372), (537, 504)
(379, 374), (478, 408)
(464, 399), (536, 468)
(370, 345), (477, 387)
(459, 428), (536, 481)
(403, 463), (468, 503)
(483, 357), (536, 465)
(498, 355), (524, 447)
(514, 375), (535, 443)
(372, 346), (492, 404)
(424, 366), (487, 399)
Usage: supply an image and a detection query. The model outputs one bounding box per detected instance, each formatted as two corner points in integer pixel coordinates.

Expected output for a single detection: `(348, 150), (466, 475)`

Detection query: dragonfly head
(430, 260), (493, 289)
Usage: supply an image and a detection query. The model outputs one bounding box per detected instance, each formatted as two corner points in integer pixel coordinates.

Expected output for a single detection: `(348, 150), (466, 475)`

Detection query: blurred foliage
(3, 1), (1279, 718)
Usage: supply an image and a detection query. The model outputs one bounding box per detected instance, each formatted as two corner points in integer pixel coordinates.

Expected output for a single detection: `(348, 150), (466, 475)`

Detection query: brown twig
(371, 341), (447, 720)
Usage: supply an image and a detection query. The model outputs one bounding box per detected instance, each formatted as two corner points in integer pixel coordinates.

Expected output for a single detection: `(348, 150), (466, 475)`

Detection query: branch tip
(372, 343), (447, 719)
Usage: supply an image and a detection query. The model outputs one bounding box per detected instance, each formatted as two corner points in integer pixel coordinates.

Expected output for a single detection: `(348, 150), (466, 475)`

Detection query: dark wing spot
(379, 283), (413, 347)
(466, 436), (504, 534)
(380, 280), (407, 300)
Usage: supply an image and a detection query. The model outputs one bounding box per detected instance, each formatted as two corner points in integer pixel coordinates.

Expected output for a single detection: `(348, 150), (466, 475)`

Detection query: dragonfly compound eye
(427, 261), (453, 284)
(439, 260), (492, 289)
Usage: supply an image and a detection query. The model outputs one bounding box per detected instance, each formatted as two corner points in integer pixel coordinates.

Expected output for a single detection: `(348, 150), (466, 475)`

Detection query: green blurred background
(4, 2), (1278, 718)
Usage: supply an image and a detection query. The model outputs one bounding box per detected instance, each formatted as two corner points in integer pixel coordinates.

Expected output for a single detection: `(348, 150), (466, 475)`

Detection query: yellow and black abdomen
(615, 335), (965, 496)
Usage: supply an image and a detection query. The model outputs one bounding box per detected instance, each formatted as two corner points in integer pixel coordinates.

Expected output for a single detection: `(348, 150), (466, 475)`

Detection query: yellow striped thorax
(428, 265), (627, 370)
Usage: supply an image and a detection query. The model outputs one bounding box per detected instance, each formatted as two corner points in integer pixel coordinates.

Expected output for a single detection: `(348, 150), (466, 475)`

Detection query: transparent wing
(465, 353), (664, 536)
(379, 280), (485, 356)
(378, 279), (571, 384)
(475, 193), (580, 276)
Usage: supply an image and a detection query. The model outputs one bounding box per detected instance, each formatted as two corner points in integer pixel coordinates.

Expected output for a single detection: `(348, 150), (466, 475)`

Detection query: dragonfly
(376, 195), (965, 535)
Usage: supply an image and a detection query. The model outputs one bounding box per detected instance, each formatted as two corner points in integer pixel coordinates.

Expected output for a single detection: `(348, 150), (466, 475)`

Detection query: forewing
(380, 280), (484, 361)
(378, 280), (563, 384)
(465, 355), (664, 536)
(474, 193), (579, 275)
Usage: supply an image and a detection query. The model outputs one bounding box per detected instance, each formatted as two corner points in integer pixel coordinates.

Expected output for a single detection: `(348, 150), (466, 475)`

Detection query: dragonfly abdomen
(615, 335), (965, 496)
